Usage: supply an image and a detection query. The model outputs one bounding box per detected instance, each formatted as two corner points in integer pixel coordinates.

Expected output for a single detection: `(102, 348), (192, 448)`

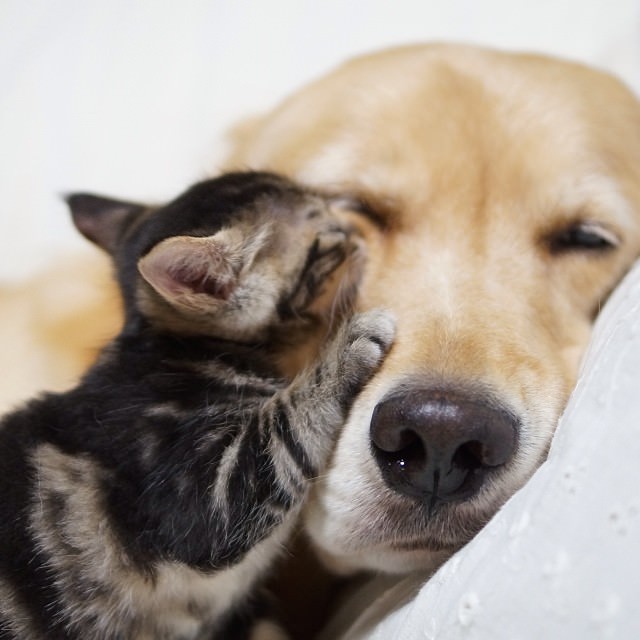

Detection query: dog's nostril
(375, 429), (427, 472)
(370, 388), (518, 506)
(452, 440), (484, 470)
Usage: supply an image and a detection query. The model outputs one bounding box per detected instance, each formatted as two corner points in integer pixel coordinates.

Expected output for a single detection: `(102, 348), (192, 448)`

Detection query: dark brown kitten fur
(0, 172), (394, 639)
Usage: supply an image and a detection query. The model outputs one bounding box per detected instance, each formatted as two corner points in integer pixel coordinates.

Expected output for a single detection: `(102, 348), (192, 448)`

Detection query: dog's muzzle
(370, 387), (518, 507)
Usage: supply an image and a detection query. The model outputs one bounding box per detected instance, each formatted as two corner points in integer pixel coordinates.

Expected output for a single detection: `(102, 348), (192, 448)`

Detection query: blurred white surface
(0, 0), (639, 281)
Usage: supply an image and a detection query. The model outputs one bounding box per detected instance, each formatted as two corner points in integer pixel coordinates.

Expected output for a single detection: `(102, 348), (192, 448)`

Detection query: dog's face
(227, 44), (640, 573)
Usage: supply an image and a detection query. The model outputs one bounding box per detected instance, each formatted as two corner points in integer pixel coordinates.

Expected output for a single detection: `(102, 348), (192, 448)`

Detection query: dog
(4, 42), (640, 610)
(223, 43), (640, 576)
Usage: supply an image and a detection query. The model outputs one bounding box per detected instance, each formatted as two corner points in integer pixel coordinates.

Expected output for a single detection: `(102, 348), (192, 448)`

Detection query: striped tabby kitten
(0, 172), (394, 639)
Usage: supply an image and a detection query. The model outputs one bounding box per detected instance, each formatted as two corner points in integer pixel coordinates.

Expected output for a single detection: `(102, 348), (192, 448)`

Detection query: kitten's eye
(547, 221), (620, 255)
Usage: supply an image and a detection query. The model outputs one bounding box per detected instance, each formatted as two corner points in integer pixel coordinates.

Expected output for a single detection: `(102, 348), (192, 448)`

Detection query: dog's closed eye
(328, 193), (392, 230)
(546, 221), (620, 255)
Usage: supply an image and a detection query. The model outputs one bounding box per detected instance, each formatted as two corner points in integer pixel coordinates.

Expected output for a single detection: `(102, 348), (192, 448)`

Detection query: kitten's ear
(138, 235), (238, 310)
(66, 193), (145, 254)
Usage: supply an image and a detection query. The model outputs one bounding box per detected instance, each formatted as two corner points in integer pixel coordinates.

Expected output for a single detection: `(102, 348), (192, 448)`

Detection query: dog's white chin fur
(304, 517), (452, 576)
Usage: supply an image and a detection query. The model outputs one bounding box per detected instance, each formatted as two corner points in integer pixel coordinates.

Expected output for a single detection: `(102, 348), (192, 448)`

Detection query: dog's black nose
(370, 388), (518, 506)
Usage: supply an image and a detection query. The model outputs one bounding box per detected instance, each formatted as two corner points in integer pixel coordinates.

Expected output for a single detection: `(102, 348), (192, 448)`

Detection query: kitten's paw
(338, 308), (395, 391)
(346, 308), (395, 360)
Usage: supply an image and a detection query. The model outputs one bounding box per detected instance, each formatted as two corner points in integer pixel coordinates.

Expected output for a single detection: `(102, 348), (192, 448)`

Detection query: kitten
(0, 172), (394, 639)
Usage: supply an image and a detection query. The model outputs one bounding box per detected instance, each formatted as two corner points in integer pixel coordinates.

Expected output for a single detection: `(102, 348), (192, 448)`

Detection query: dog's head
(227, 44), (640, 573)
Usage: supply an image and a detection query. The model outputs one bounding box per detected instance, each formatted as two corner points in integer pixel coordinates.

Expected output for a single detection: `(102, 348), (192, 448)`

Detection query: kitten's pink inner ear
(138, 236), (237, 303)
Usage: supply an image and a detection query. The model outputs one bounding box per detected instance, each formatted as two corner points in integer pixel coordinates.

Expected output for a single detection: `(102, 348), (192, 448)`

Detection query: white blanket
(324, 260), (640, 639)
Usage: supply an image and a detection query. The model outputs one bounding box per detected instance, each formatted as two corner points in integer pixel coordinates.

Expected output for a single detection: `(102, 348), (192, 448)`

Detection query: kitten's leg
(106, 311), (394, 573)
(213, 309), (394, 637)
(216, 309), (395, 559)
(267, 308), (396, 475)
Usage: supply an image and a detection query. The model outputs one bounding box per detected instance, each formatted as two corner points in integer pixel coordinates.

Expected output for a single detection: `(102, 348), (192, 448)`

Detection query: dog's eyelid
(546, 219), (621, 254)
(576, 221), (620, 246)
(327, 193), (391, 230)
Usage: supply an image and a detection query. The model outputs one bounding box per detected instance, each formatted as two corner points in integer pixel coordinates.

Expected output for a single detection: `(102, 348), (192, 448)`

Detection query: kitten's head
(67, 172), (363, 342)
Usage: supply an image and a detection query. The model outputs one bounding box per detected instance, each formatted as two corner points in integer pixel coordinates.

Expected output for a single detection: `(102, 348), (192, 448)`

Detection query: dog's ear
(137, 234), (239, 311)
(66, 193), (145, 254)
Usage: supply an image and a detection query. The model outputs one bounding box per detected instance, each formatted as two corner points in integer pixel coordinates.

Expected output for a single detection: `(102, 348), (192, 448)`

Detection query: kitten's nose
(370, 388), (518, 506)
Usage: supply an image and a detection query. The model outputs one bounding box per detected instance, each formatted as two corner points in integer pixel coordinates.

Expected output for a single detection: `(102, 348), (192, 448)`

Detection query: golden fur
(0, 252), (121, 412)
(4, 44), (640, 578)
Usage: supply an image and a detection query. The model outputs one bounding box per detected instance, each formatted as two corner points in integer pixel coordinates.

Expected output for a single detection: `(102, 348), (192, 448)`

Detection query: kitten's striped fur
(0, 172), (394, 639)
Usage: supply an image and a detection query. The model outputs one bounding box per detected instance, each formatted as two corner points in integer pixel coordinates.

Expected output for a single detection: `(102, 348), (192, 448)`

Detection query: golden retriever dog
(4, 43), (640, 607)
(224, 43), (640, 576)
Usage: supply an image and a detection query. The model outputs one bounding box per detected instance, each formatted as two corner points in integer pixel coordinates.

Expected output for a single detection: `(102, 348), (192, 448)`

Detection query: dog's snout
(370, 389), (518, 506)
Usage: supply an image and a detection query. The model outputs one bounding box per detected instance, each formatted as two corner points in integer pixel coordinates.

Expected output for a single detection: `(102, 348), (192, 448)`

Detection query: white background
(1, 0), (639, 282)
